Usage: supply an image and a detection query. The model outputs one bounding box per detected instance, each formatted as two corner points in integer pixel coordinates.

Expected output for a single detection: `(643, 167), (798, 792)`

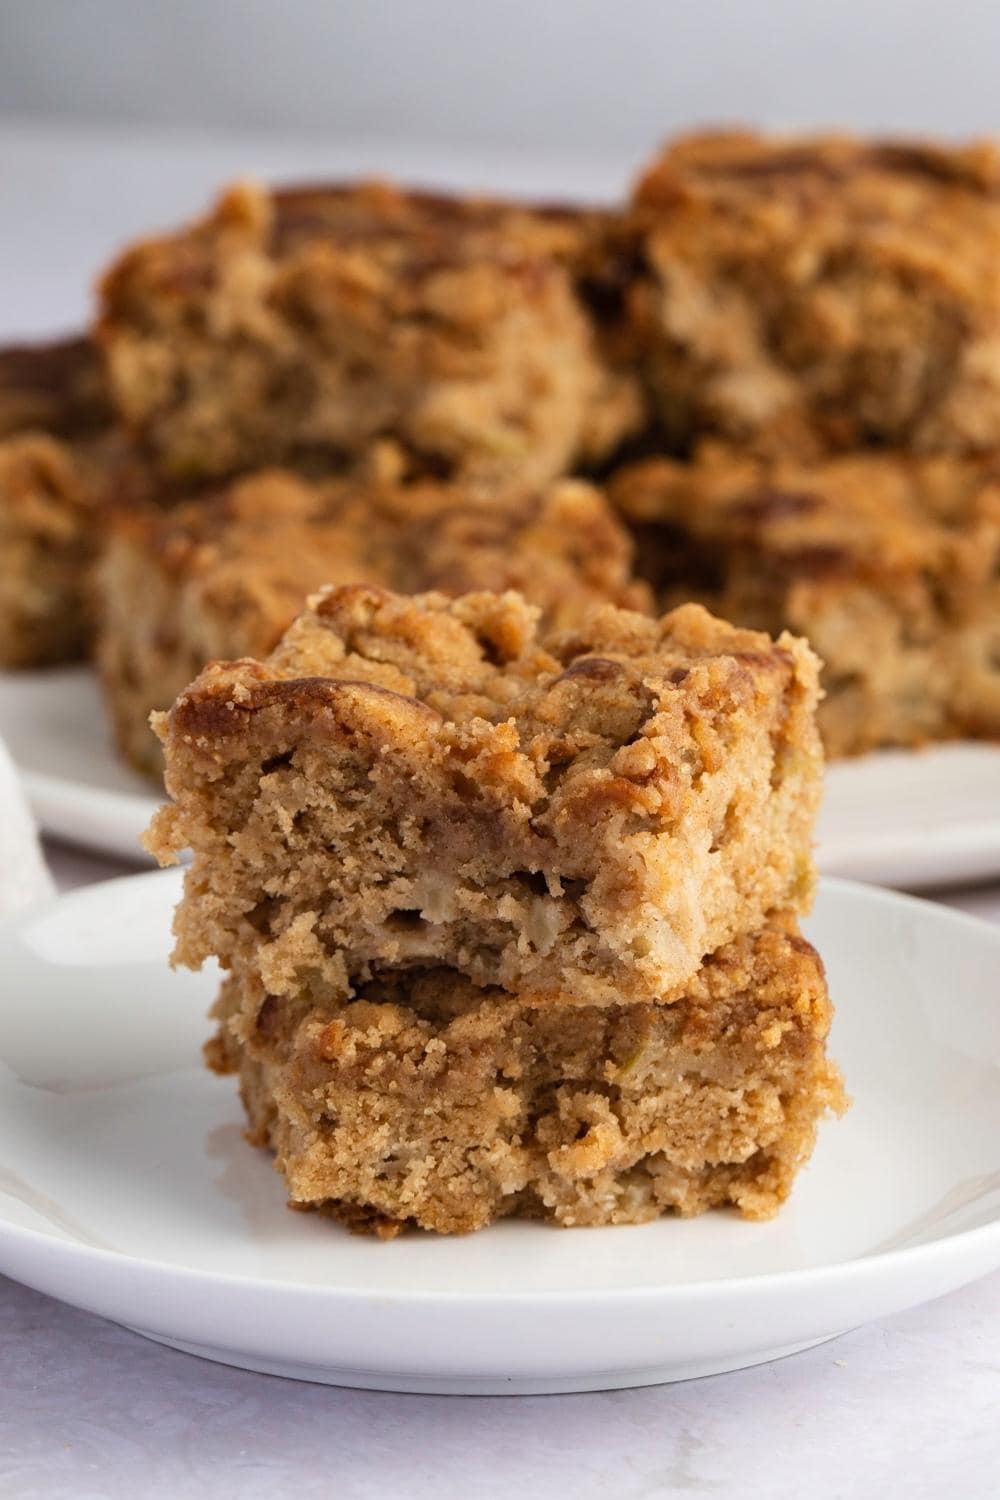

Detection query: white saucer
(2, 870), (1000, 1393)
(3, 666), (1000, 885)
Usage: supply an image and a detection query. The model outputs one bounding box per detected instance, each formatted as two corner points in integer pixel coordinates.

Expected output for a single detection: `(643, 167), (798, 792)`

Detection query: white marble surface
(0, 840), (997, 1498)
(2, 1259), (999, 1500)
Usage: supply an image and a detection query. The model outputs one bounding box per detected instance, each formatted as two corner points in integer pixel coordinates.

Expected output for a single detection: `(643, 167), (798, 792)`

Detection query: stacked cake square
(148, 584), (843, 1235)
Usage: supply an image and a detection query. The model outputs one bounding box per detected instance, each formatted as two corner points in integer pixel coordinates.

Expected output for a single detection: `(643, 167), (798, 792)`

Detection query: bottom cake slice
(207, 914), (845, 1237)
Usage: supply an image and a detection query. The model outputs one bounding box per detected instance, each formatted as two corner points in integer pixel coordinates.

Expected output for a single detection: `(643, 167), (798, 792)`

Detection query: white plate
(0, 667), (159, 863)
(3, 666), (1000, 886)
(819, 745), (1000, 889)
(1, 870), (1000, 1394)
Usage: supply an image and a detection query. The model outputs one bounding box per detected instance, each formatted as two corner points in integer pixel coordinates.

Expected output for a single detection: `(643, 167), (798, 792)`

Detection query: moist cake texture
(610, 447), (1000, 756)
(0, 338), (118, 667)
(95, 468), (650, 773)
(208, 915), (844, 1235)
(98, 179), (642, 486)
(147, 586), (822, 1009)
(628, 131), (1000, 454)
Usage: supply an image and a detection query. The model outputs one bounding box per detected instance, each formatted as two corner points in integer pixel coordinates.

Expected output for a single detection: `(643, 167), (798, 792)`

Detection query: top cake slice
(628, 130), (1000, 454)
(148, 586), (821, 1008)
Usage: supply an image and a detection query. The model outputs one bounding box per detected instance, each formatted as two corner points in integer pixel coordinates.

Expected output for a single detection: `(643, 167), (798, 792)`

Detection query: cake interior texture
(147, 586), (822, 1011)
(209, 914), (844, 1235)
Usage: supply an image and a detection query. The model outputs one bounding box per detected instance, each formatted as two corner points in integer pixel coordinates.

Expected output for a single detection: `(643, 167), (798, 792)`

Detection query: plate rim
(23, 765), (161, 826)
(21, 766), (160, 865)
(1, 1181), (1000, 1308)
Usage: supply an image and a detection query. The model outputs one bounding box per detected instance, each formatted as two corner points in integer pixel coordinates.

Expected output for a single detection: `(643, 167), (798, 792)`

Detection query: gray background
(1, 0), (999, 149)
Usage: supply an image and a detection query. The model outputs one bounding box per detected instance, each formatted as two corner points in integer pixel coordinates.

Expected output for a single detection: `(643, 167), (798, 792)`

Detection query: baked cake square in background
(97, 180), (643, 487)
(626, 131), (1000, 455)
(609, 447), (1000, 756)
(95, 469), (650, 774)
(146, 585), (822, 1010)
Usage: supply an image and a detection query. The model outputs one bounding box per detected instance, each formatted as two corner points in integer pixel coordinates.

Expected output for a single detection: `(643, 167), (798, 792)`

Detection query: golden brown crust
(147, 586), (822, 1009)
(610, 447), (1000, 755)
(213, 915), (845, 1234)
(166, 584), (808, 753)
(97, 179), (642, 485)
(627, 129), (1000, 454)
